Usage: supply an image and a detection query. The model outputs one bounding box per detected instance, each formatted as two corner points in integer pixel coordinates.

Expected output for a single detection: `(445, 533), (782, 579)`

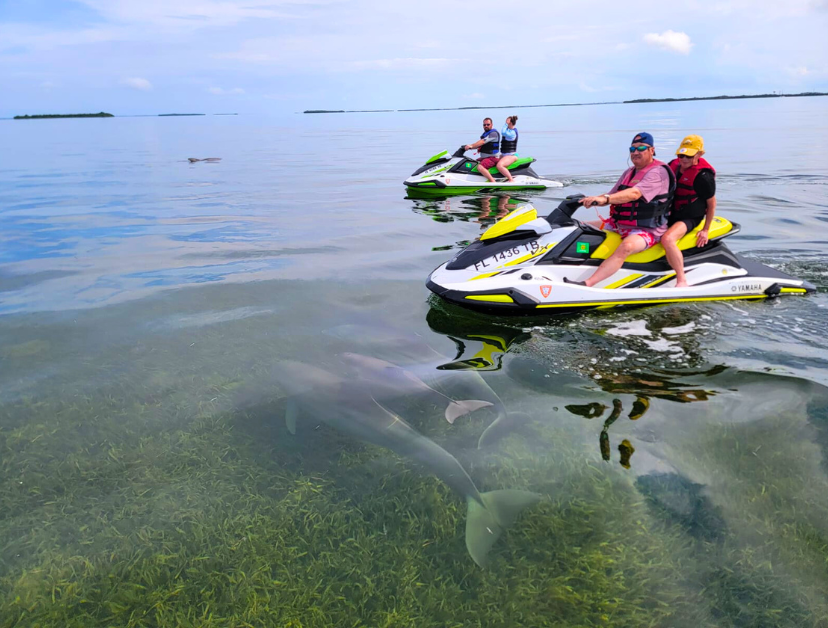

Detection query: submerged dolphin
(321, 323), (531, 448)
(340, 352), (492, 424)
(275, 360), (540, 566)
(404, 361), (532, 448)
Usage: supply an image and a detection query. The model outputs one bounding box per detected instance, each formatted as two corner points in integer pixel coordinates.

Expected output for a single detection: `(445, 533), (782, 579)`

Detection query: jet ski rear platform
(426, 195), (816, 315)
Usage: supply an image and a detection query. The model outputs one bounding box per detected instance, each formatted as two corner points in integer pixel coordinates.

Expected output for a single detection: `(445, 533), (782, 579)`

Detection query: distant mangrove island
(303, 91), (828, 114)
(625, 91), (828, 103)
(14, 112), (114, 119)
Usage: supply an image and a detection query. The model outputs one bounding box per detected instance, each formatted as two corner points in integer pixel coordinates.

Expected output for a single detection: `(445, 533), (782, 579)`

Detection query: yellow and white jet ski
(426, 195), (816, 314)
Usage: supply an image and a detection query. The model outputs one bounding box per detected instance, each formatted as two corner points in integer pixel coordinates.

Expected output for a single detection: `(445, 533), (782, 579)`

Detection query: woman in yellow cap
(663, 135), (717, 287)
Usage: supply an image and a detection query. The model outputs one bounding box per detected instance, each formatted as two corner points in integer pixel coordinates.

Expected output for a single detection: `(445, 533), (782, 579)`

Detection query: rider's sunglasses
(483, 123), (492, 127)
(628, 145), (651, 153)
(677, 153), (695, 159)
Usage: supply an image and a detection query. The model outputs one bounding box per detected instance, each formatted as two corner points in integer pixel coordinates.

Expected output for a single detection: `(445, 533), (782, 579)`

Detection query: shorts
(604, 217), (660, 249)
(478, 156), (500, 169)
(668, 216), (704, 233)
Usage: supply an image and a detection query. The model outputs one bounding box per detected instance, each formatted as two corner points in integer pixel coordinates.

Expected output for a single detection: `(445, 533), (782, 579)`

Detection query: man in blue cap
(566, 132), (675, 288)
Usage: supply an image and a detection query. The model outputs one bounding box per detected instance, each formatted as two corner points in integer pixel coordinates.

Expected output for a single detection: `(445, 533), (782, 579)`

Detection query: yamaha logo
(731, 283), (761, 293)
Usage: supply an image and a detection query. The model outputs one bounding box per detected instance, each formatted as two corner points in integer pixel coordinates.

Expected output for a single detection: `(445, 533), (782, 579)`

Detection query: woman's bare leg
(496, 156), (517, 182)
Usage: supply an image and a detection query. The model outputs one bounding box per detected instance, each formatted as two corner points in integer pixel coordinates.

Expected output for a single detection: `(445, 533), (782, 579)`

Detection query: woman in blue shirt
(496, 115), (519, 182)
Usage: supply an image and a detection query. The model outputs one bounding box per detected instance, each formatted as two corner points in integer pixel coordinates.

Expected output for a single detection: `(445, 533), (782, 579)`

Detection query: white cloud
(76, 0), (323, 32)
(543, 34), (579, 43)
(350, 58), (462, 70)
(643, 30), (694, 55)
(702, 0), (826, 16)
(208, 87), (245, 95)
(788, 66), (810, 76)
(122, 77), (152, 90)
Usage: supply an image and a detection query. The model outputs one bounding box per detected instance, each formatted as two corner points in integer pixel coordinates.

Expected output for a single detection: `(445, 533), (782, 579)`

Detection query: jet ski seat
(590, 216), (736, 263)
(471, 157), (536, 175)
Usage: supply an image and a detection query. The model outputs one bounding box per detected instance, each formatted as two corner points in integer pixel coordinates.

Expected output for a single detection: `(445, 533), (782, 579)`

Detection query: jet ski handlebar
(454, 146), (469, 158)
(546, 194), (586, 226)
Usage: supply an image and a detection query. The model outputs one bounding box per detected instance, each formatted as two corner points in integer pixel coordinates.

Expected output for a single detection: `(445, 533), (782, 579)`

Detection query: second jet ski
(427, 195), (816, 315)
(405, 147), (563, 196)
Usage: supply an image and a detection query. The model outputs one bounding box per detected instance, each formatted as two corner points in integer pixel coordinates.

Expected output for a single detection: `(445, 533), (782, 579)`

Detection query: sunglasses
(628, 145), (651, 153)
(677, 153), (695, 159)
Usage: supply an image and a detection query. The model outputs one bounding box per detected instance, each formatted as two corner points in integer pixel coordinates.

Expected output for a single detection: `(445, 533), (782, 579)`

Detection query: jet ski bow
(426, 195), (816, 315)
(405, 146), (563, 196)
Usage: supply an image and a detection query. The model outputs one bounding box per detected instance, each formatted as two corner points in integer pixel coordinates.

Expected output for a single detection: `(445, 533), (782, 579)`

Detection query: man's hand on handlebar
(581, 195), (609, 209)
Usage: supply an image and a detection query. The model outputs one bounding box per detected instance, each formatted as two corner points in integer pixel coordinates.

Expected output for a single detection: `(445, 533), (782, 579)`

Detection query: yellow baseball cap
(676, 134), (704, 156)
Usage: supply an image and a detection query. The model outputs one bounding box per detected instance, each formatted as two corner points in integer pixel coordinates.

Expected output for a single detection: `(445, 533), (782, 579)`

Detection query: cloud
(76, 0), (322, 32)
(122, 77), (152, 90)
(350, 57), (463, 70)
(643, 30), (694, 55)
(208, 87), (245, 95)
(788, 66), (810, 76)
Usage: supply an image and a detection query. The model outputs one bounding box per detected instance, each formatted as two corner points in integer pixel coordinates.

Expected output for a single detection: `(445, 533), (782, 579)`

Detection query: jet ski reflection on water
(405, 146), (564, 196)
(427, 195), (816, 314)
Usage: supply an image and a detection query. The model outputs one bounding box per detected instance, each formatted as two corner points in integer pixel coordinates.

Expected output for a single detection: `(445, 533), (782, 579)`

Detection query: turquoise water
(2, 98), (828, 627)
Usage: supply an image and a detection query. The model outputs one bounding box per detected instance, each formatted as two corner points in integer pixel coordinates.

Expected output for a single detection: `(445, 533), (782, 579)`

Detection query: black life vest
(668, 157), (716, 220)
(501, 128), (518, 154)
(479, 129), (500, 155)
(610, 160), (676, 229)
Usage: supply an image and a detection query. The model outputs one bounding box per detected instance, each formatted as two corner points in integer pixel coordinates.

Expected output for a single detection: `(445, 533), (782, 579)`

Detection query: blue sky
(1, 0), (826, 116)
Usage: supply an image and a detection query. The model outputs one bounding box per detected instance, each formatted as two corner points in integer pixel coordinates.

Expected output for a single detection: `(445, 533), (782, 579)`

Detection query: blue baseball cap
(631, 132), (654, 146)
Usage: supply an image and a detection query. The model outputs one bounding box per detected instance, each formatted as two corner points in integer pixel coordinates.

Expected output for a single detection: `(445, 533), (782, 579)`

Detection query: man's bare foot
(675, 280), (689, 288)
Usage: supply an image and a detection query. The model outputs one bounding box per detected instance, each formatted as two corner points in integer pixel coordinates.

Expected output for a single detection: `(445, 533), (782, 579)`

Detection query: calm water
(2, 98), (828, 627)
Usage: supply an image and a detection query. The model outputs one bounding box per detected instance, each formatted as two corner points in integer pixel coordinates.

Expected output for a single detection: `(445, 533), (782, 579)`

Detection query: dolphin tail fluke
(445, 400), (493, 424)
(286, 398), (298, 435)
(465, 490), (541, 566)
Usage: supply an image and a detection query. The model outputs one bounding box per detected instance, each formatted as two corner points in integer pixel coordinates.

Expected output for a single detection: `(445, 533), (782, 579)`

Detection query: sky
(1, 0), (827, 117)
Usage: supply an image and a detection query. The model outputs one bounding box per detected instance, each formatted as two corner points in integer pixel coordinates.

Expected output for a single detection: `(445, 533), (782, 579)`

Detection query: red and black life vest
(610, 160), (676, 229)
(668, 157), (715, 220)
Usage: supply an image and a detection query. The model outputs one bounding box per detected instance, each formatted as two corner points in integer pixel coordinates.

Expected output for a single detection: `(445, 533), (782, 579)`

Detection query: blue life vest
(479, 129), (500, 155)
(501, 127), (518, 154)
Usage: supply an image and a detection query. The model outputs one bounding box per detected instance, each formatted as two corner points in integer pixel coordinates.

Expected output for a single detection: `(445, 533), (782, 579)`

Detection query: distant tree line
(14, 112), (114, 119)
(624, 92), (828, 103)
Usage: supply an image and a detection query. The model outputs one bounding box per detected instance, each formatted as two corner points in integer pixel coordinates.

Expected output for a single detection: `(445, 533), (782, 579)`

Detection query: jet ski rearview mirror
(546, 194), (586, 226)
